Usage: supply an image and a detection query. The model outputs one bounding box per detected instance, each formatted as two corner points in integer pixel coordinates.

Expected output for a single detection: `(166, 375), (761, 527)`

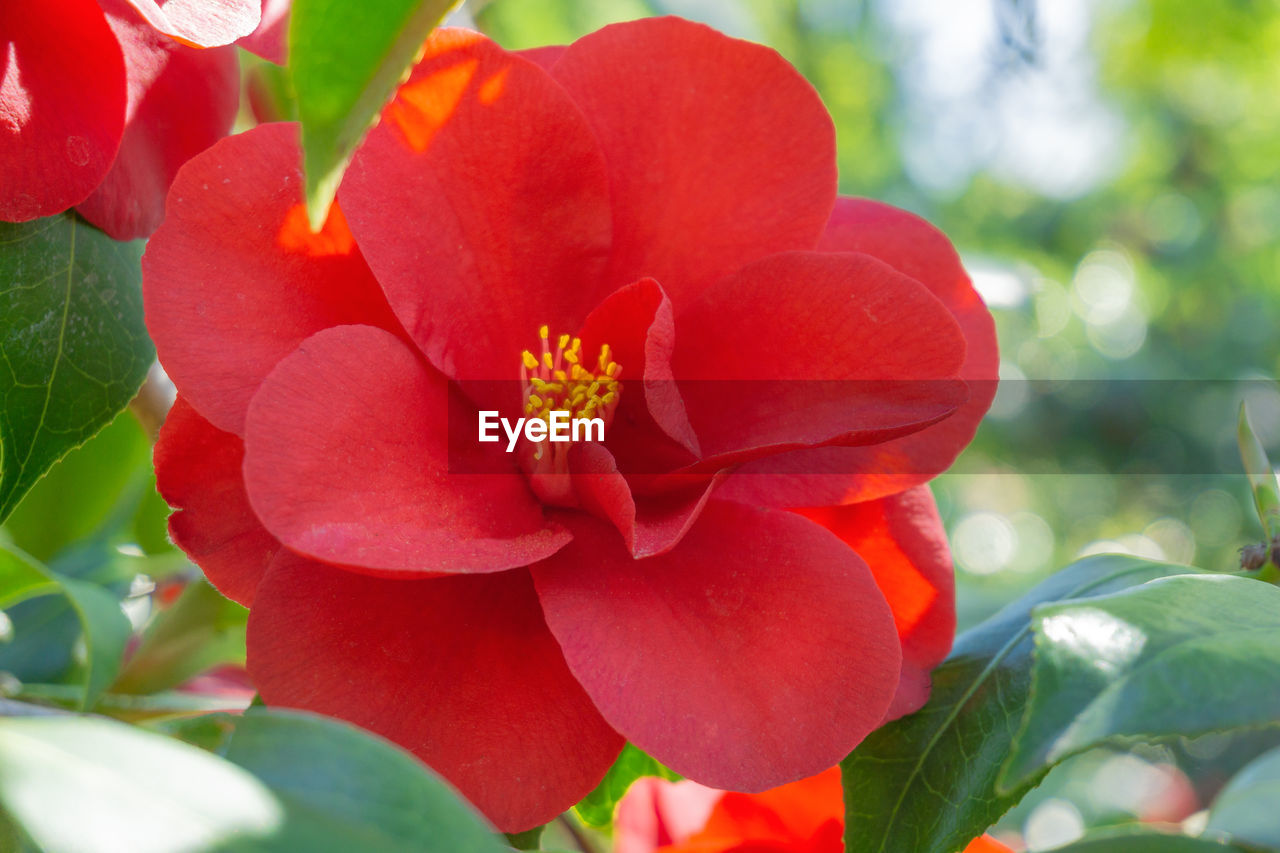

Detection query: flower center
(518, 324), (622, 503)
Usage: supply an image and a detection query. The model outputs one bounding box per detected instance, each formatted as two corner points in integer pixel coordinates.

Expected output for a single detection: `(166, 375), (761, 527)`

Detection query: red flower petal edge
(248, 553), (624, 831)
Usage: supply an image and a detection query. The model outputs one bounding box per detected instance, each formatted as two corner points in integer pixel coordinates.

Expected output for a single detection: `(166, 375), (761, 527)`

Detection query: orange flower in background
(618, 768), (1014, 853)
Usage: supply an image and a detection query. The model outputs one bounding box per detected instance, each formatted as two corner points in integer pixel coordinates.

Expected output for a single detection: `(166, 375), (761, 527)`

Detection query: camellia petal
(239, 0), (291, 64)
(154, 396), (279, 607)
(531, 503), (901, 791)
(614, 778), (722, 853)
(720, 198), (1000, 507)
(77, 0), (239, 241)
(248, 553), (624, 832)
(123, 0), (261, 47)
(143, 122), (401, 436)
(570, 442), (719, 557)
(684, 767), (844, 851)
(0, 0), (125, 222)
(518, 44), (566, 71)
(243, 324), (571, 574)
(339, 29), (613, 403)
(577, 277), (700, 466)
(794, 486), (955, 721)
(550, 16), (837, 306)
(671, 251), (968, 466)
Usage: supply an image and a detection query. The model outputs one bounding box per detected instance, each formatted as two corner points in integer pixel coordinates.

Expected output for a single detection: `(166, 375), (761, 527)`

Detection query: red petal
(550, 17), (836, 307)
(966, 837), (1014, 853)
(248, 553), (623, 832)
(671, 251), (967, 466)
(339, 29), (612, 407)
(239, 0), (290, 63)
(579, 278), (700, 466)
(0, 0), (125, 221)
(518, 45), (565, 71)
(154, 397), (279, 606)
(76, 0), (238, 240)
(795, 486), (955, 721)
(531, 504), (901, 791)
(243, 324), (571, 574)
(123, 0), (260, 47)
(720, 199), (999, 507)
(570, 442), (718, 558)
(143, 122), (400, 436)
(687, 767), (844, 849)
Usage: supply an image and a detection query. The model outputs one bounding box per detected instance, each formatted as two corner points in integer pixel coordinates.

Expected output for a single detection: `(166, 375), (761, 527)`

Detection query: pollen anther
(518, 325), (623, 461)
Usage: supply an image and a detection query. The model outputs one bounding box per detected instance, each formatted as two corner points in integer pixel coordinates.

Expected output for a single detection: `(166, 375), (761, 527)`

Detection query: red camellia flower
(616, 768), (1015, 853)
(145, 18), (998, 831)
(0, 0), (268, 239)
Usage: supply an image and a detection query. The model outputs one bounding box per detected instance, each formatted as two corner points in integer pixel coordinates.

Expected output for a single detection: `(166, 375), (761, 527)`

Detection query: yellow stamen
(518, 324), (624, 447)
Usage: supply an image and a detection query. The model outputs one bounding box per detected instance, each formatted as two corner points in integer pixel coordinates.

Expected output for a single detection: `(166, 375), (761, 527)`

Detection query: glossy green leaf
(1205, 743), (1280, 849)
(0, 215), (152, 522)
(0, 544), (130, 709)
(162, 709), (507, 852)
(1001, 574), (1280, 791)
(576, 743), (682, 827)
(1046, 826), (1252, 852)
(290, 0), (457, 227)
(112, 579), (247, 695)
(841, 554), (1200, 853)
(0, 715), (285, 853)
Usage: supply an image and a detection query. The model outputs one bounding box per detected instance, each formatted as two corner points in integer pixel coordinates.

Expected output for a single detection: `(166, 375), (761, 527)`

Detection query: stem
(556, 814), (597, 853)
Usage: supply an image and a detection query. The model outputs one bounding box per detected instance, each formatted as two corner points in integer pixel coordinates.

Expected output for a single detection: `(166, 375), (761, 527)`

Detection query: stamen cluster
(520, 325), (622, 440)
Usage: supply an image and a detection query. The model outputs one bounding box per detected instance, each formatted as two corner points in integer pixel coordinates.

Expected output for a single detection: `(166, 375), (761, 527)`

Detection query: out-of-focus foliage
(0, 711), (507, 853)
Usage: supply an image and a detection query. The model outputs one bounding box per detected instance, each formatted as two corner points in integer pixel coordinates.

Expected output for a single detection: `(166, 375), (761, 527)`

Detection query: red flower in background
(146, 18), (997, 831)
(616, 769), (1015, 853)
(0, 0), (275, 239)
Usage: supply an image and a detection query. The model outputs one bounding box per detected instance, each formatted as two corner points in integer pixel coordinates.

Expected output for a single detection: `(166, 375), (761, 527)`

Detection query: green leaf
(504, 826), (544, 850)
(1239, 401), (1280, 542)
(0, 215), (153, 522)
(576, 743), (682, 827)
(0, 544), (130, 709)
(1045, 826), (1252, 852)
(841, 554), (1200, 853)
(290, 0), (457, 227)
(1001, 574), (1280, 791)
(0, 715), (285, 853)
(1, 410), (152, 562)
(162, 709), (508, 852)
(1206, 743), (1280, 849)
(112, 578), (247, 696)
(0, 539), (144, 687)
